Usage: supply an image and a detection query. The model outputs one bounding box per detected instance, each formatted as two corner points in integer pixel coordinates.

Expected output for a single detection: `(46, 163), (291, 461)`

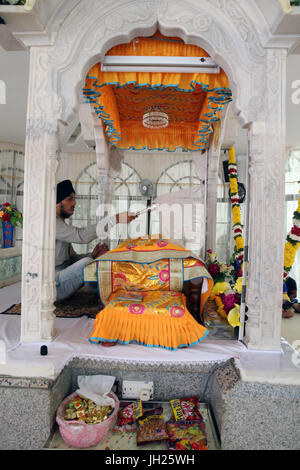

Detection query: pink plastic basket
(56, 391), (119, 448)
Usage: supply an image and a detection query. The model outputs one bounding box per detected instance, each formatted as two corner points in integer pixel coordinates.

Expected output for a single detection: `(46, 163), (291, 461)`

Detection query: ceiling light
(101, 56), (220, 74)
(143, 106), (168, 129)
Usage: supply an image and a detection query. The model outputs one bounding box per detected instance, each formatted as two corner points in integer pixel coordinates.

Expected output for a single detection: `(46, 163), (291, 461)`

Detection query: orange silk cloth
(87, 237), (213, 350)
(83, 33), (232, 151)
(89, 290), (208, 350)
(84, 237), (213, 316)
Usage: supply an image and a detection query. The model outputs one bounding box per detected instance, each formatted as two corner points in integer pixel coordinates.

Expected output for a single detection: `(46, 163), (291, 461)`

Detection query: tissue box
(56, 391), (119, 448)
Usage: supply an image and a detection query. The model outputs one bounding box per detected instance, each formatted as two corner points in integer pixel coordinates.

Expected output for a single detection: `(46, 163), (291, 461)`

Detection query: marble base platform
(0, 315), (299, 450)
(0, 354), (299, 450)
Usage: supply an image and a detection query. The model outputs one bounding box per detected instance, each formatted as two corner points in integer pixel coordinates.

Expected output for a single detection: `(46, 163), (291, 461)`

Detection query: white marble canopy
(6, 0), (299, 351)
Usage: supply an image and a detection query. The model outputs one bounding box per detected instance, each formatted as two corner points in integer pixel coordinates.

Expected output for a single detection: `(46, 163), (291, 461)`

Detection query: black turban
(56, 180), (75, 204)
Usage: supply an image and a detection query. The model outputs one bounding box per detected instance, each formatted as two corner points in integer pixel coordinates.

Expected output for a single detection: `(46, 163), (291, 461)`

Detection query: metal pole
(238, 128), (250, 341)
(147, 197), (151, 235)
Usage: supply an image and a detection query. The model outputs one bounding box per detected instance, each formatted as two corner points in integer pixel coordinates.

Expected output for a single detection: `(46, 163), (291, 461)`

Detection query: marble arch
(49, 0), (268, 126)
(20, 0), (286, 352)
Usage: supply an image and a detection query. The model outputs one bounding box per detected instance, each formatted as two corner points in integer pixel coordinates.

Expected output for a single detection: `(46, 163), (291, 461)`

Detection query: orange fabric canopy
(83, 33), (232, 152)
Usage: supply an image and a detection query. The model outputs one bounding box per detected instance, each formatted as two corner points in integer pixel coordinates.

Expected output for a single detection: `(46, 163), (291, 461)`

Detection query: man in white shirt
(55, 179), (136, 301)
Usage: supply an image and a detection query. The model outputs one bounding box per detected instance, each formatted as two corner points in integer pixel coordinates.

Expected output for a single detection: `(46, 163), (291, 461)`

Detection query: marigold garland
(284, 188), (300, 279)
(215, 295), (227, 318)
(228, 147), (244, 262)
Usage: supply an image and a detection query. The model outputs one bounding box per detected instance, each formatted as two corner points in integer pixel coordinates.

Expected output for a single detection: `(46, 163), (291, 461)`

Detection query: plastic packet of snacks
(170, 396), (203, 422)
(136, 407), (168, 446)
(166, 419), (209, 451)
(112, 400), (143, 434)
(64, 395), (113, 424)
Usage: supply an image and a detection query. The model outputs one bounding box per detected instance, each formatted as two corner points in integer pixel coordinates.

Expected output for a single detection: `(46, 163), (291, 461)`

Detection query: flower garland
(205, 146), (245, 328)
(283, 187), (300, 280)
(228, 146), (244, 263)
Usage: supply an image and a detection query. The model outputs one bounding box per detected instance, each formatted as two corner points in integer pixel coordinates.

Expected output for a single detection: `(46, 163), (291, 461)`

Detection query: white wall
(286, 55), (300, 149)
(0, 48), (29, 145)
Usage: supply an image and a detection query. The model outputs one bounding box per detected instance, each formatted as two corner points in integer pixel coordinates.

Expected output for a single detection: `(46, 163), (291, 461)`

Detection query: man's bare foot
(293, 303), (300, 313)
(282, 309), (294, 319)
(101, 341), (117, 347)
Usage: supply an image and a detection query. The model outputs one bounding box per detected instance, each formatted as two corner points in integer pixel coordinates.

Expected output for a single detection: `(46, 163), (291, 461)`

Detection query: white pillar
(93, 117), (113, 244)
(244, 49), (287, 351)
(93, 117), (112, 209)
(206, 146), (220, 252)
(205, 104), (232, 251)
(93, 117), (124, 243)
(21, 46), (58, 343)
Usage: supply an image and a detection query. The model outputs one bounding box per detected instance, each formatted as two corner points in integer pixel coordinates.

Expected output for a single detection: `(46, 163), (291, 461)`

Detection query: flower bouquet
(0, 202), (23, 248)
(0, 202), (23, 227)
(205, 249), (242, 328)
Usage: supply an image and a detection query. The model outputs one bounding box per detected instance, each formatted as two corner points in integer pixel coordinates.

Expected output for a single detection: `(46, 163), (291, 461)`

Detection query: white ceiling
(0, 46), (299, 155)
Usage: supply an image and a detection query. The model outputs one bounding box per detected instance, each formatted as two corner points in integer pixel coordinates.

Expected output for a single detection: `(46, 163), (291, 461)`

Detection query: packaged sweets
(136, 407), (168, 445)
(117, 400), (143, 425)
(170, 396), (203, 422)
(166, 419), (209, 450)
(112, 400), (143, 434)
(64, 394), (113, 424)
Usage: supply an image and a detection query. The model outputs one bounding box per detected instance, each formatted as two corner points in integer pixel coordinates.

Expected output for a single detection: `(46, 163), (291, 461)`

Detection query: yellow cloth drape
(89, 290), (208, 350)
(83, 33), (232, 151)
(87, 237), (213, 349)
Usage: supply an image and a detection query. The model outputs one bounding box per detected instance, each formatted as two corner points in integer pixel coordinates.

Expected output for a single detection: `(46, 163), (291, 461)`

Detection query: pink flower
(129, 304), (145, 314)
(170, 306), (185, 318)
(114, 272), (127, 282)
(207, 263), (220, 277)
(220, 293), (236, 313)
(156, 240), (168, 247)
(291, 226), (300, 237)
(159, 269), (170, 282)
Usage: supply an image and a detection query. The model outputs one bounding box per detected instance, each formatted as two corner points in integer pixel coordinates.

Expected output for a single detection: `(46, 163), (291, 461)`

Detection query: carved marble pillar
(244, 50), (287, 351)
(21, 46), (58, 343)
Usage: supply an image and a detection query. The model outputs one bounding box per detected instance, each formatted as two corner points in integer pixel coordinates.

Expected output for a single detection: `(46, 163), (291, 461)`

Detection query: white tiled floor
(1, 282), (300, 348)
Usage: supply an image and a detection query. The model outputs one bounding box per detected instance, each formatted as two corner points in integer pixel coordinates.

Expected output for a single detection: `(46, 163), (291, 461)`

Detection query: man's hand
(92, 243), (109, 259)
(116, 211), (137, 224)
